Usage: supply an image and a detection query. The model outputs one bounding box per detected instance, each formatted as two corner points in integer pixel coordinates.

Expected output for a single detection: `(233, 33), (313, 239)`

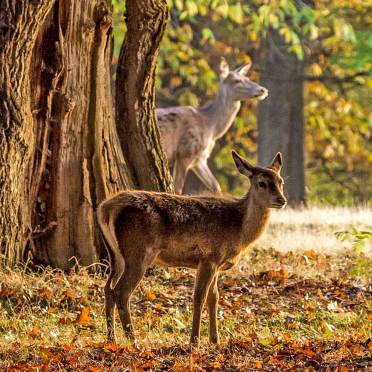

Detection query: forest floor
(0, 207), (371, 371)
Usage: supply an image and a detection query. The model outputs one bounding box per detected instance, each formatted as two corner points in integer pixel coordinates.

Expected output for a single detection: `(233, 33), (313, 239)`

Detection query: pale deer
(97, 150), (286, 345)
(156, 58), (268, 194)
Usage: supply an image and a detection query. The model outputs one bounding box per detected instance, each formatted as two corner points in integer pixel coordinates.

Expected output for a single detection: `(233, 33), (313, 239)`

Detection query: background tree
(257, 29), (306, 204)
(115, 0), (173, 192)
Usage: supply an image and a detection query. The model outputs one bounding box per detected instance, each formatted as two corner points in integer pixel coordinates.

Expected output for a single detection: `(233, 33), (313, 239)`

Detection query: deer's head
(219, 57), (268, 102)
(232, 150), (287, 209)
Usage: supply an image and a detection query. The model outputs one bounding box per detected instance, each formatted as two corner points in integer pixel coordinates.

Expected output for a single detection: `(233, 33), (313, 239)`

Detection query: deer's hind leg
(173, 158), (191, 194)
(105, 251), (125, 342)
(113, 247), (158, 340)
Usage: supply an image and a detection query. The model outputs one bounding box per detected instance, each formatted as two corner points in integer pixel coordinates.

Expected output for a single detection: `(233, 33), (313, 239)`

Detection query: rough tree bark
(0, 0), (56, 265)
(257, 30), (306, 205)
(116, 0), (173, 192)
(0, 0), (131, 268)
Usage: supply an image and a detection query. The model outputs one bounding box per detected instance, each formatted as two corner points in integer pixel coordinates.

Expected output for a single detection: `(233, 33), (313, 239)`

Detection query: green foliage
(111, 0), (126, 60)
(335, 227), (372, 253)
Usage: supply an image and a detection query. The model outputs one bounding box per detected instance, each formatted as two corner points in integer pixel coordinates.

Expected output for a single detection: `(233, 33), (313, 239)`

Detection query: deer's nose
(256, 87), (268, 100)
(276, 196), (286, 205)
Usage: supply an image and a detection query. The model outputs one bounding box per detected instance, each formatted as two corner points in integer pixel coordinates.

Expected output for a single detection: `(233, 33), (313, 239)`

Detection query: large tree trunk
(116, 0), (173, 192)
(0, 0), (56, 265)
(257, 30), (306, 205)
(0, 0), (131, 268)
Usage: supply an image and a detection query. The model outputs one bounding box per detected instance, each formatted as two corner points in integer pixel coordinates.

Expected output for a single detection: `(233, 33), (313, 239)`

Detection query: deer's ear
(235, 61), (252, 76)
(270, 152), (283, 173)
(220, 57), (230, 79)
(232, 150), (255, 178)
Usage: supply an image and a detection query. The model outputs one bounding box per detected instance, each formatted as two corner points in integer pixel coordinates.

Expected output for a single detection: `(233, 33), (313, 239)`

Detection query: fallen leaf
(338, 366), (348, 372)
(327, 301), (338, 311)
(252, 360), (263, 368)
(283, 332), (293, 343)
(0, 286), (14, 298)
(304, 250), (317, 259)
(75, 307), (92, 326)
(59, 317), (71, 325)
(321, 320), (334, 337)
(146, 290), (156, 301)
(317, 288), (325, 299)
(63, 344), (72, 351)
(210, 361), (222, 368)
(174, 318), (186, 329)
(139, 360), (156, 369)
(104, 342), (118, 353)
(89, 366), (102, 372)
(61, 289), (76, 299)
(39, 288), (53, 299)
(28, 328), (41, 337)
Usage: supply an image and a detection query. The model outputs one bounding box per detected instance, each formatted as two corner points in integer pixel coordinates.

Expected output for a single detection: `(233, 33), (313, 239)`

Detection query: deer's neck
(241, 193), (271, 246)
(199, 86), (241, 139)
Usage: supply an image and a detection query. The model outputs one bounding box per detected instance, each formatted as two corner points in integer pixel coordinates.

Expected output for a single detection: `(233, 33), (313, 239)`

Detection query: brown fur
(97, 151), (286, 345)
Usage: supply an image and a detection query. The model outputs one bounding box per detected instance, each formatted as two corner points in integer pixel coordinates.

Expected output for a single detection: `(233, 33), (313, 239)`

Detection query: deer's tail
(97, 196), (125, 288)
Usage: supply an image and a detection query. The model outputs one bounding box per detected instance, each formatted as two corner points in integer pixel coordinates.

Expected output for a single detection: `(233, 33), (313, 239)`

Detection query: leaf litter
(0, 247), (370, 370)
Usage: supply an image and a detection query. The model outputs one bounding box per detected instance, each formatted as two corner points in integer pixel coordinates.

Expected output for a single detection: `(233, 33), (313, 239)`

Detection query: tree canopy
(113, 0), (371, 204)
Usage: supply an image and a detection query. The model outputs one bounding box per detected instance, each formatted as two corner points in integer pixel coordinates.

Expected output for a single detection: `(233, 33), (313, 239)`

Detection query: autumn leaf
(338, 366), (349, 372)
(321, 320), (335, 337)
(61, 289), (76, 300)
(317, 288), (325, 299)
(304, 250), (318, 260)
(252, 360), (263, 368)
(146, 290), (156, 301)
(283, 332), (293, 343)
(75, 307), (92, 326)
(0, 286), (14, 298)
(89, 366), (102, 372)
(59, 317), (71, 325)
(39, 287), (53, 299)
(368, 340), (372, 351)
(28, 328), (41, 337)
(139, 360), (156, 369)
(174, 318), (187, 329)
(104, 342), (118, 353)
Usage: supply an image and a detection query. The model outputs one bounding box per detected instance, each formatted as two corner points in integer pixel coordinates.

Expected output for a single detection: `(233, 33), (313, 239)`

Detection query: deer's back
(111, 191), (245, 268)
(156, 106), (208, 164)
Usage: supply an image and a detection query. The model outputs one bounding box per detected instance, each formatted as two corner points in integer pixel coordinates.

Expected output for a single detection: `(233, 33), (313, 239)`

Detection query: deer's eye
(258, 181), (266, 188)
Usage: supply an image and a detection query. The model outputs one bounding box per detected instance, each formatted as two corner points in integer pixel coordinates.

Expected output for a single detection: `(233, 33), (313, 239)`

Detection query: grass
(262, 205), (371, 253)
(0, 206), (371, 370)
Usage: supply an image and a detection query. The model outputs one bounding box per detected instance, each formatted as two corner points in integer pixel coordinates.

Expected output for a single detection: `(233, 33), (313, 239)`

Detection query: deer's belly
(155, 246), (201, 269)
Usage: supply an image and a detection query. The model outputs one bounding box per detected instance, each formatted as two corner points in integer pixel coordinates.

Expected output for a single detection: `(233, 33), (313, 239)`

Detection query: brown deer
(97, 150), (286, 345)
(157, 58), (268, 194)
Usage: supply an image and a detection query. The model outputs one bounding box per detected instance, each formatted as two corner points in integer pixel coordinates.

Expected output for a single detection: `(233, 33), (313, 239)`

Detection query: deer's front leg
(207, 273), (220, 344)
(191, 262), (217, 345)
(192, 161), (221, 194)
